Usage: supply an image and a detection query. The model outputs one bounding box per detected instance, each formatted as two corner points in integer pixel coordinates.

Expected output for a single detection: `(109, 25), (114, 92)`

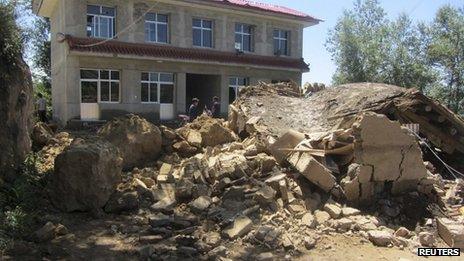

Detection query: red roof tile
(65, 36), (309, 71)
(209, 0), (321, 23)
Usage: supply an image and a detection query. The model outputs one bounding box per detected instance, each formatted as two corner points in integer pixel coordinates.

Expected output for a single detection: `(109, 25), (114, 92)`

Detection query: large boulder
(31, 122), (53, 149)
(98, 114), (162, 169)
(49, 139), (123, 212)
(0, 5), (33, 180)
(177, 115), (238, 148)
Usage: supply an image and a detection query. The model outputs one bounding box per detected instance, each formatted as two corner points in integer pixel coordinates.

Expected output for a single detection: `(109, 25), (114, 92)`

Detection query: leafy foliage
(0, 2), (23, 79)
(327, 0), (464, 114)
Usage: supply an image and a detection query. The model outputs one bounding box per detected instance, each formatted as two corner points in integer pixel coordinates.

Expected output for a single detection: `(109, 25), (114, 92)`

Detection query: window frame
(141, 72), (175, 104)
(192, 18), (214, 48)
(235, 23), (254, 52)
(145, 13), (169, 44)
(228, 76), (249, 102)
(80, 69), (121, 104)
(86, 5), (116, 39)
(273, 29), (290, 56)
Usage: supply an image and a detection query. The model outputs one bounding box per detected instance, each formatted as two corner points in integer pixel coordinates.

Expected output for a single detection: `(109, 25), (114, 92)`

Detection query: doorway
(186, 73), (221, 113)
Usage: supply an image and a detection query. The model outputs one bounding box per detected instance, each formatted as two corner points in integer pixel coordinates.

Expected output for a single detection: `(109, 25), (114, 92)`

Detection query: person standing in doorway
(36, 93), (48, 123)
(211, 96), (221, 118)
(188, 98), (200, 122)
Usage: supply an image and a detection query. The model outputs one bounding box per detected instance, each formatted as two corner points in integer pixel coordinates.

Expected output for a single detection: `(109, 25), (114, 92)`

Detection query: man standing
(211, 96), (221, 118)
(36, 93), (48, 123)
(188, 98), (200, 122)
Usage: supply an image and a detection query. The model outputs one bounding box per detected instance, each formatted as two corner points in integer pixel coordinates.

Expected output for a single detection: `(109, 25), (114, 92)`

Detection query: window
(193, 18), (213, 48)
(273, 29), (290, 56)
(87, 5), (116, 39)
(229, 77), (249, 104)
(145, 13), (168, 43)
(80, 69), (120, 103)
(141, 72), (174, 103)
(235, 23), (253, 52)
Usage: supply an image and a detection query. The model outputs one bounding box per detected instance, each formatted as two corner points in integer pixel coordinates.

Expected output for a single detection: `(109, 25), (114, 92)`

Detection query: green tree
(326, 0), (389, 84)
(427, 5), (464, 114)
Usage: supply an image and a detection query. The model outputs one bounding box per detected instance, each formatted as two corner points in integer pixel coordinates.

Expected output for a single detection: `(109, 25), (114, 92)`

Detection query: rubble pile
(36, 132), (73, 174)
(10, 82), (464, 260)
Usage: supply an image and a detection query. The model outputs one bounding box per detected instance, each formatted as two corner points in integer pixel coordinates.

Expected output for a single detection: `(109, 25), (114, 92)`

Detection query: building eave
(32, 0), (58, 17)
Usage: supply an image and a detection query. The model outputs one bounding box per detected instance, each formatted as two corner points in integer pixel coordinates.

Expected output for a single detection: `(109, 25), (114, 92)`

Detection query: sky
(261, 0), (463, 85)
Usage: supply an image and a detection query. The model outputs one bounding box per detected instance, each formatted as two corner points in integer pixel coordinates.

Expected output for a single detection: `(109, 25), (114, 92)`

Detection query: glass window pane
(87, 16), (94, 37)
(203, 30), (212, 47)
(193, 29), (201, 46)
(102, 7), (115, 16)
(243, 35), (250, 51)
(146, 23), (156, 42)
(235, 23), (241, 32)
(229, 87), (236, 104)
(235, 34), (241, 45)
(157, 24), (168, 43)
(87, 5), (100, 15)
(81, 69), (98, 79)
(100, 70), (109, 79)
(229, 77), (236, 86)
(150, 83), (158, 102)
(274, 39), (280, 53)
(100, 81), (110, 102)
(149, 72), (159, 82)
(160, 73), (173, 82)
(111, 71), (120, 80)
(111, 82), (119, 102)
(100, 17), (110, 38)
(203, 20), (212, 29)
(193, 19), (201, 27)
(146, 13), (156, 21)
(81, 81), (98, 103)
(160, 84), (174, 103)
(141, 83), (149, 102)
(273, 30), (279, 38)
(238, 78), (246, 86)
(244, 25), (252, 34)
(141, 72), (149, 81)
(158, 14), (168, 23)
(282, 40), (288, 55)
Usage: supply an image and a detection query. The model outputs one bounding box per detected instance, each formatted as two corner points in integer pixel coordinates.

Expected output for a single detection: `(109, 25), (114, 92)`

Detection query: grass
(0, 153), (46, 253)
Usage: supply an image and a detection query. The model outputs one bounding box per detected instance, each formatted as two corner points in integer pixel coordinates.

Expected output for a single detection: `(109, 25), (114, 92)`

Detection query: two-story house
(32, 0), (320, 125)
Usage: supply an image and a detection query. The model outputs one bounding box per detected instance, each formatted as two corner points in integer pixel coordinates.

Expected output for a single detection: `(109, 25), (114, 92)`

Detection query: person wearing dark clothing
(36, 93), (48, 123)
(211, 96), (221, 118)
(188, 98), (200, 122)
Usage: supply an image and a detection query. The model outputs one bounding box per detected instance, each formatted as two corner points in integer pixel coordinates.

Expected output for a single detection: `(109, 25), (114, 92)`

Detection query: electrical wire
(73, 1), (161, 48)
(408, 129), (464, 180)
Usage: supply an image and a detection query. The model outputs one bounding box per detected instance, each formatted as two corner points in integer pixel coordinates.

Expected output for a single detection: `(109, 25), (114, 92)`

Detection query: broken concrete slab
(223, 216), (253, 239)
(437, 218), (464, 249)
(324, 204), (342, 219)
(367, 230), (393, 247)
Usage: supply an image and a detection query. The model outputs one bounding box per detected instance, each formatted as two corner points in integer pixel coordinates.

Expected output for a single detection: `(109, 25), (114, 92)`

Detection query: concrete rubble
(10, 82), (464, 260)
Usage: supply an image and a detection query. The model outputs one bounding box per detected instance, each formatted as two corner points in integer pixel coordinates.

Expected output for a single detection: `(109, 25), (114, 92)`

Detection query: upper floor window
(273, 29), (290, 56)
(235, 23), (253, 52)
(87, 5), (116, 39)
(145, 13), (168, 43)
(141, 72), (174, 103)
(193, 18), (213, 48)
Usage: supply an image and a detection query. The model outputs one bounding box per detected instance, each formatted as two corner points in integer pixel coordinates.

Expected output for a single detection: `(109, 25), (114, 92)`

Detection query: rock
(34, 222), (57, 242)
(0, 36), (33, 181)
(54, 224), (68, 236)
(336, 218), (354, 231)
(204, 232), (221, 248)
(256, 252), (274, 261)
(254, 185), (277, 206)
(288, 203), (306, 215)
(208, 153), (251, 180)
(437, 218), (464, 249)
(149, 213), (172, 227)
(160, 125), (177, 140)
(419, 232), (435, 247)
(324, 204), (342, 219)
(223, 216), (253, 239)
(139, 235), (163, 244)
(208, 246), (227, 259)
(139, 245), (156, 259)
(304, 237), (317, 249)
(151, 196), (176, 213)
(159, 163), (173, 176)
(104, 191), (139, 213)
(281, 233), (294, 249)
(314, 210), (331, 226)
(173, 141), (198, 157)
(178, 115), (238, 148)
(253, 153), (277, 174)
(189, 196), (212, 213)
(287, 152), (336, 192)
(341, 207), (361, 217)
(367, 230), (392, 247)
(32, 122), (53, 149)
(49, 139), (122, 212)
(394, 227), (411, 238)
(301, 213), (316, 228)
(98, 114), (162, 169)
